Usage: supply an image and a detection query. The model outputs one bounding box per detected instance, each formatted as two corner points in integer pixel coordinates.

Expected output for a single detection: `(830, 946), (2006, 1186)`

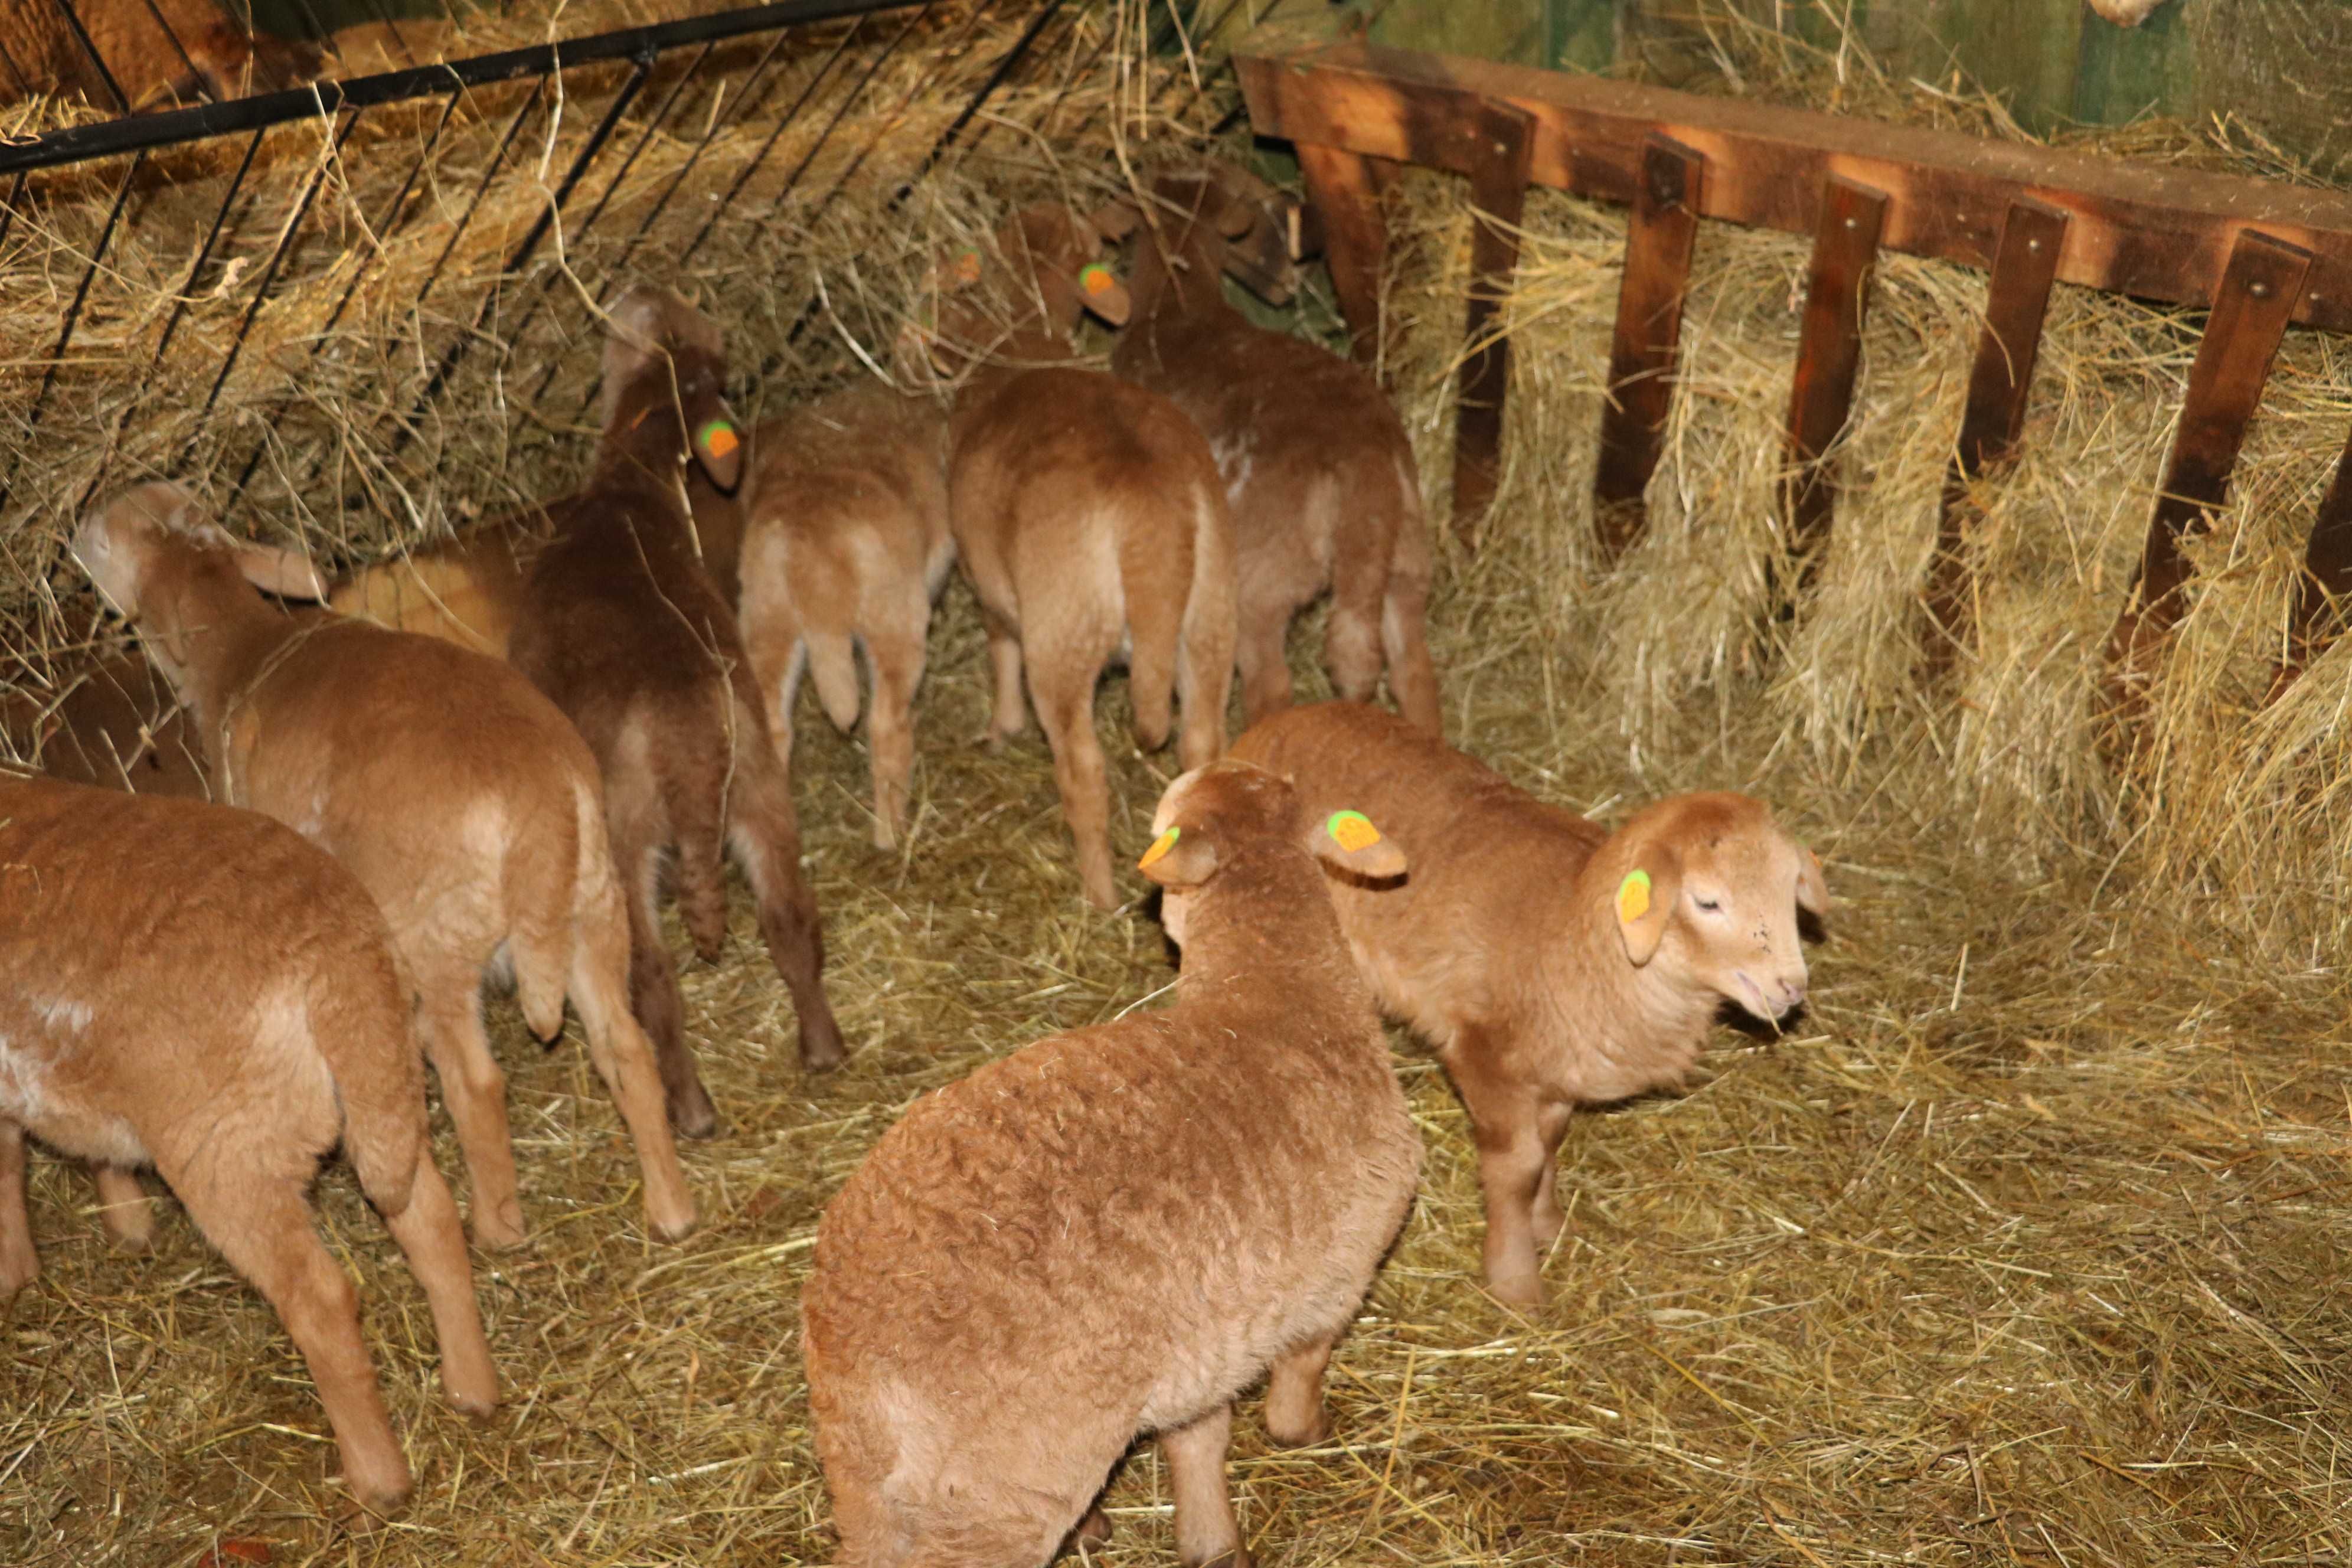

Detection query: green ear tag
(698, 418), (740, 459)
(1616, 869), (1652, 925)
(1079, 262), (1116, 298)
(1325, 810), (1380, 852)
(1138, 825), (1180, 871)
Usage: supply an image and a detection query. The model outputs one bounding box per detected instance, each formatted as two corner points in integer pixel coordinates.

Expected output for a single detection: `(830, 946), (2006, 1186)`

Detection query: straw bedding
(2, 3), (2348, 1563)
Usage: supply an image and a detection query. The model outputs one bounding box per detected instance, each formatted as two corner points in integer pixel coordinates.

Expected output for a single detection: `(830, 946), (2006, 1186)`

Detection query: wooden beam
(2103, 228), (2312, 715)
(1233, 21), (2352, 333)
(1780, 175), (1887, 573)
(1295, 142), (1391, 368)
(1451, 98), (1535, 547)
(1595, 132), (1704, 558)
(1920, 198), (2070, 677)
(2270, 423), (2352, 699)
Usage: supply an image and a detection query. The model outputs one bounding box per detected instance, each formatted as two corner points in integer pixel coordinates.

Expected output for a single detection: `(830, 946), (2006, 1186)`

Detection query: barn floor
(5, 491), (2348, 1565)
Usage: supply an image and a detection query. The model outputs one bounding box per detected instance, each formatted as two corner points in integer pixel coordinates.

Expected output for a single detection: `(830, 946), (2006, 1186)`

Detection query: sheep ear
(1795, 845), (1829, 917)
(691, 404), (746, 494)
(1313, 809), (1405, 881)
(1136, 824), (1218, 889)
(1613, 845), (1682, 966)
(1088, 199), (1143, 242)
(1075, 262), (1131, 326)
(234, 542), (331, 603)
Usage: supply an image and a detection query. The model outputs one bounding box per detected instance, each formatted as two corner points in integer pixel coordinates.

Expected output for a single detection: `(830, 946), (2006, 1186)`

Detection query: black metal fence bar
(1, 0), (930, 177)
(51, 0), (133, 113)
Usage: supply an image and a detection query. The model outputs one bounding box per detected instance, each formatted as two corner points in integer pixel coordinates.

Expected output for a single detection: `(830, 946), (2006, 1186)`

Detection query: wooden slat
(1780, 175), (1888, 569)
(1595, 132), (1704, 558)
(1451, 97), (1536, 547)
(2103, 229), (2313, 714)
(1295, 142), (1391, 368)
(1920, 198), (2071, 677)
(2269, 423), (2352, 699)
(1233, 21), (2352, 333)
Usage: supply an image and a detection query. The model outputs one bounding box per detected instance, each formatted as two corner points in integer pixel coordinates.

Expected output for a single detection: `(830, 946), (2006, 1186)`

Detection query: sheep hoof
(1266, 1409), (1331, 1449)
(471, 1207), (528, 1253)
(1182, 1549), (1252, 1568)
(1486, 1272), (1547, 1310)
(1074, 1506), (1113, 1543)
(668, 1082), (721, 1140)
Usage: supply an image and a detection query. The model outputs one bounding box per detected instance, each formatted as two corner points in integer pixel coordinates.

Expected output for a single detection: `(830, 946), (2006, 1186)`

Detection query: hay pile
(4, 4), (2350, 1565)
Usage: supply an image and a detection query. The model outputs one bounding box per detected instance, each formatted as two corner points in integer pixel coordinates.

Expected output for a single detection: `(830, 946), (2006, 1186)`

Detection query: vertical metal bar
(181, 112), (362, 468)
(1780, 174), (1889, 573)
(408, 79), (548, 323)
(400, 58), (654, 443)
(1920, 197), (2068, 678)
(1594, 130), (1704, 559)
(2271, 424), (2352, 699)
(1451, 97), (1534, 549)
(0, 172), (26, 256)
(883, 0), (1040, 199)
(2105, 229), (2312, 721)
(799, 0), (994, 211)
(0, 151), (143, 510)
(51, 0), (132, 112)
(133, 0), (211, 103)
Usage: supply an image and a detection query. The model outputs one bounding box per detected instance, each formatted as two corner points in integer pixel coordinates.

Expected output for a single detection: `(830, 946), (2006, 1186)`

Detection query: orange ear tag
(1616, 869), (1652, 924)
(698, 419), (739, 459)
(952, 250), (982, 286)
(1079, 263), (1116, 296)
(1138, 825), (1180, 871)
(1325, 810), (1380, 852)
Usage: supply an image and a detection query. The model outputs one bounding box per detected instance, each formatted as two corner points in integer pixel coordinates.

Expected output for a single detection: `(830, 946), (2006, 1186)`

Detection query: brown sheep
(1112, 164), (1443, 736)
(505, 285), (847, 1130)
(736, 381), (954, 850)
(930, 202), (1239, 909)
(804, 760), (1419, 1568)
(1, 649), (211, 799)
(0, 0), (322, 111)
(0, 772), (498, 1515)
(1230, 701), (1827, 1306)
(73, 481), (697, 1248)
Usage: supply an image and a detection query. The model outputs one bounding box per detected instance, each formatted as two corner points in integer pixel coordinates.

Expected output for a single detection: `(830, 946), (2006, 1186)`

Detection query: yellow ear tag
(1079, 262), (1116, 296)
(1325, 810), (1380, 852)
(1138, 825), (1180, 871)
(698, 419), (740, 459)
(1616, 869), (1652, 925)
(952, 250), (982, 285)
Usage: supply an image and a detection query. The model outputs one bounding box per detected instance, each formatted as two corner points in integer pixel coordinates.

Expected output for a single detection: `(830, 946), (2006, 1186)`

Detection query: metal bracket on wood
(1595, 130), (1704, 560)
(1919, 196), (2069, 680)
(2103, 228), (2313, 726)
(1777, 174), (1887, 603)
(1450, 96), (1534, 549)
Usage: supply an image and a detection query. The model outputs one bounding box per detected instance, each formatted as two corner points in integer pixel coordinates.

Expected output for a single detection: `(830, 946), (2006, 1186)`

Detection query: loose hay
(4, 4), (2351, 1564)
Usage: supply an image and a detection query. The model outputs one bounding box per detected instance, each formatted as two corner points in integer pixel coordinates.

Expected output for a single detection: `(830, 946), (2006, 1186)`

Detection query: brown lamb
(505, 285), (847, 1129)
(803, 760), (1420, 1568)
(737, 381), (954, 850)
(1112, 164), (1442, 735)
(73, 482), (697, 1249)
(1, 649), (211, 799)
(0, 773), (498, 1515)
(0, 0), (322, 110)
(930, 202), (1239, 909)
(1230, 701), (1828, 1307)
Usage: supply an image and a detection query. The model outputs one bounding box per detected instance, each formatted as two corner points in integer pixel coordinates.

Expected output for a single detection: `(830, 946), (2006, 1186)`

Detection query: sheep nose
(1777, 975), (1809, 1011)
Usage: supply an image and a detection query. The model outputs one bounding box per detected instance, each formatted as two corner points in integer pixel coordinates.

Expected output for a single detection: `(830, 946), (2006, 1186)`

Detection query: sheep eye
(1694, 896), (1723, 913)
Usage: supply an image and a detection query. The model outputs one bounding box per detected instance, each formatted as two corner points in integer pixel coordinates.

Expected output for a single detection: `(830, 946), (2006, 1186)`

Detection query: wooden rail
(1233, 11), (2352, 701)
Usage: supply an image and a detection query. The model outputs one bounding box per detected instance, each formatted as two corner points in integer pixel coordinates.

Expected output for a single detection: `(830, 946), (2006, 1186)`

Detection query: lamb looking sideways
(0, 774), (498, 1516)
(1231, 701), (1827, 1307)
(803, 762), (1420, 1568)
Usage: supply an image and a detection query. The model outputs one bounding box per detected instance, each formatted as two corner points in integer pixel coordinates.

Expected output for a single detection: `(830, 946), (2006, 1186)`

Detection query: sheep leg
(1531, 1102), (1574, 1252)
(1233, 574), (1301, 730)
(613, 792), (715, 1137)
(569, 871), (700, 1241)
(982, 609), (1028, 747)
(1073, 1504), (1115, 1544)
(92, 1164), (155, 1252)
(1262, 1334), (1335, 1448)
(414, 978), (526, 1251)
(1445, 1036), (1551, 1307)
(739, 581), (804, 776)
(1378, 509), (1443, 735)
(730, 725), (847, 1073)
(0, 1122), (37, 1299)
(864, 607), (927, 851)
(172, 1170), (413, 1515)
(1322, 516), (1388, 709)
(1160, 1402), (1250, 1568)
(371, 1146), (500, 1419)
(1029, 655), (1119, 910)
